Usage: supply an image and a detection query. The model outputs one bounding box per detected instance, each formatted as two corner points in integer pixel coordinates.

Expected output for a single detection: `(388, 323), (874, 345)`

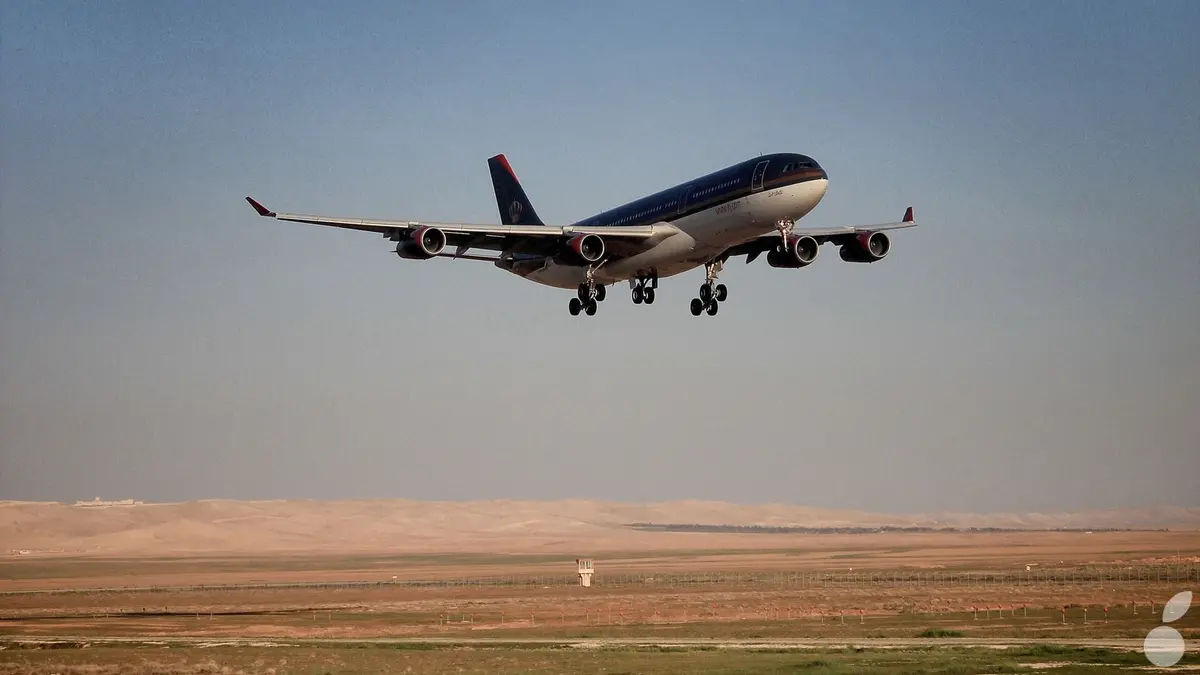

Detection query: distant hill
(2, 499), (1197, 555)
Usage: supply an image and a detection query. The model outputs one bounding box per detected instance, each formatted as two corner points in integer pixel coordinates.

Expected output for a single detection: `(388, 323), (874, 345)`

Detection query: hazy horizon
(11, 497), (1200, 517)
(2, 2), (1198, 513)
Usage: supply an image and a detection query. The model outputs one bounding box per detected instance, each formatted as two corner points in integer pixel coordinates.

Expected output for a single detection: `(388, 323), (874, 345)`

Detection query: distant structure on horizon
(73, 497), (143, 508)
(577, 558), (594, 587)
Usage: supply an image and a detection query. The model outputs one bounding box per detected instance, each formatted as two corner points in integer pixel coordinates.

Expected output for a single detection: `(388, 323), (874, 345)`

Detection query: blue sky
(2, 1), (1197, 512)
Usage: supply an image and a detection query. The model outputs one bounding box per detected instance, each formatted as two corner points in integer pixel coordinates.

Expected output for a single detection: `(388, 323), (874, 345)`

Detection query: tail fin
(488, 154), (544, 226)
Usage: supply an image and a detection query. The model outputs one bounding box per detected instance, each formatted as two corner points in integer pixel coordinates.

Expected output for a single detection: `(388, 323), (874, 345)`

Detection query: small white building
(576, 558), (594, 587)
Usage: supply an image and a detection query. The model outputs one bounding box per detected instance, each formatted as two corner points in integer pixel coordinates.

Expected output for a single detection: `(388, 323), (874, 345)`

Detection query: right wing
(245, 197), (661, 259)
(721, 206), (918, 261)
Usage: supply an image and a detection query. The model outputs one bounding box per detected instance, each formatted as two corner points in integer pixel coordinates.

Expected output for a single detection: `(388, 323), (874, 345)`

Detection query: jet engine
(838, 231), (890, 263)
(396, 226), (447, 259)
(557, 233), (605, 265)
(766, 235), (819, 268)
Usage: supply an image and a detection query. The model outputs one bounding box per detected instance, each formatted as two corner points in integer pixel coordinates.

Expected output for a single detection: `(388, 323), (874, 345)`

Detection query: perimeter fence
(3, 563), (1195, 597)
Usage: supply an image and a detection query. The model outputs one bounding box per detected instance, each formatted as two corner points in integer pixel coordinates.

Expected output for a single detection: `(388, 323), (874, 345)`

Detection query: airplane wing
(245, 197), (658, 259)
(722, 207), (918, 261)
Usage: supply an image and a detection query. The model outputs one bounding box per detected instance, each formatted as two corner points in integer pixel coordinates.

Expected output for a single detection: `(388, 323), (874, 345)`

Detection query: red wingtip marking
(494, 153), (518, 181)
(903, 206), (914, 222)
(246, 196), (275, 217)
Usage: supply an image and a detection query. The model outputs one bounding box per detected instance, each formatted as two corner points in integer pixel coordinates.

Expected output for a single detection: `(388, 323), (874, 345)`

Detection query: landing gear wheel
(577, 284), (590, 303)
(706, 300), (719, 316)
(584, 300), (597, 316)
(595, 285), (606, 302)
(632, 286), (644, 304)
(569, 298), (582, 316)
(699, 259), (725, 309)
(690, 298), (704, 316)
(643, 288), (655, 304)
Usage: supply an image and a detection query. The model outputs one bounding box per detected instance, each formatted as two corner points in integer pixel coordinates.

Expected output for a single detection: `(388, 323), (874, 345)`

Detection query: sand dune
(2, 499), (1197, 556)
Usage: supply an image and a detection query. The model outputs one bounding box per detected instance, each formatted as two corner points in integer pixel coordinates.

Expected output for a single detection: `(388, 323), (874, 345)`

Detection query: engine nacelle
(396, 226), (447, 259)
(839, 231), (890, 263)
(557, 233), (605, 265)
(766, 235), (820, 268)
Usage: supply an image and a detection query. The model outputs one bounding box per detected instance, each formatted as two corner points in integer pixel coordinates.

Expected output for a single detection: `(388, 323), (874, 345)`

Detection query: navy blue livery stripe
(573, 153), (826, 229)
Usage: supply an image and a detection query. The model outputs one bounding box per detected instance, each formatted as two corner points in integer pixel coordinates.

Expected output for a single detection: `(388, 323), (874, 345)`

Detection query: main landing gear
(689, 259), (728, 317)
(631, 271), (657, 305)
(568, 266), (606, 317)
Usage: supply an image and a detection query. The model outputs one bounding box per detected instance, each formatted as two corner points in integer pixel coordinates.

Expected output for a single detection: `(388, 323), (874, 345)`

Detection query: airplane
(246, 152), (916, 317)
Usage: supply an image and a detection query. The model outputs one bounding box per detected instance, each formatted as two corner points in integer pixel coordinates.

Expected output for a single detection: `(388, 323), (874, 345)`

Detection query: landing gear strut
(690, 259), (727, 317)
(631, 271), (658, 305)
(775, 218), (796, 247)
(569, 265), (604, 316)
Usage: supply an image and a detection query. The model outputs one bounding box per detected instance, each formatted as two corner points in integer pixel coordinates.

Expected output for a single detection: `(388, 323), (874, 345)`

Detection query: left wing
(245, 196), (660, 259)
(722, 206), (918, 262)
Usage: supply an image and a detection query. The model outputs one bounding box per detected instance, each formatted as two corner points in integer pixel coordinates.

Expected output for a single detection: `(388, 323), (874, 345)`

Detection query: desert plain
(2, 499), (1198, 674)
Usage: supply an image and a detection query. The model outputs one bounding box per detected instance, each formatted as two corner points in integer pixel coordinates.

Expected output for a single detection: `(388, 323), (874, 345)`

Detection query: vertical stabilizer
(488, 154), (544, 226)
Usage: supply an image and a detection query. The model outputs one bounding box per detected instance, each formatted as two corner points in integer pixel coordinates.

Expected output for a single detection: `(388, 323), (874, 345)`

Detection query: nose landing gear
(689, 259), (727, 317)
(775, 218), (796, 247)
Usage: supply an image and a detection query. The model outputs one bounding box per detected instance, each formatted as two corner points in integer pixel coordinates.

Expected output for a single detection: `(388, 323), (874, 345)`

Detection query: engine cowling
(839, 231), (890, 263)
(396, 226), (447, 259)
(558, 233), (605, 265)
(766, 235), (820, 269)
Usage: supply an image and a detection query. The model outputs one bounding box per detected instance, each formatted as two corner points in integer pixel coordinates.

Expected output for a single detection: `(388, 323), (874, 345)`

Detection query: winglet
(903, 206), (914, 222)
(246, 196), (276, 217)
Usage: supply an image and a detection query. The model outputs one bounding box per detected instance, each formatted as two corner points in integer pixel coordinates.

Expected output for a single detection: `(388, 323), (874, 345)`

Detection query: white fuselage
(511, 179), (829, 289)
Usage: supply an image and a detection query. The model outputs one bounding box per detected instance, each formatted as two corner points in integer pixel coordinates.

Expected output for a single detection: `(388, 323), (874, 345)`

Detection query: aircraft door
(750, 160), (769, 192)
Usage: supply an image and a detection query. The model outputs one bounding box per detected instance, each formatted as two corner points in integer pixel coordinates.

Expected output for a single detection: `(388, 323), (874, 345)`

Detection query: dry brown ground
(3, 581), (1196, 641)
(3, 500), (1196, 643)
(2, 530), (1197, 642)
(3, 530), (1197, 591)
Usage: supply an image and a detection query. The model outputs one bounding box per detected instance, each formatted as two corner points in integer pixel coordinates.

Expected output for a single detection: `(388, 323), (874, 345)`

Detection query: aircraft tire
(585, 300), (597, 316)
(569, 298), (582, 316)
(690, 298), (703, 316)
(632, 286), (644, 304)
(715, 284), (728, 302)
(699, 284), (713, 303)
(644, 288), (655, 304)
(706, 300), (719, 316)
